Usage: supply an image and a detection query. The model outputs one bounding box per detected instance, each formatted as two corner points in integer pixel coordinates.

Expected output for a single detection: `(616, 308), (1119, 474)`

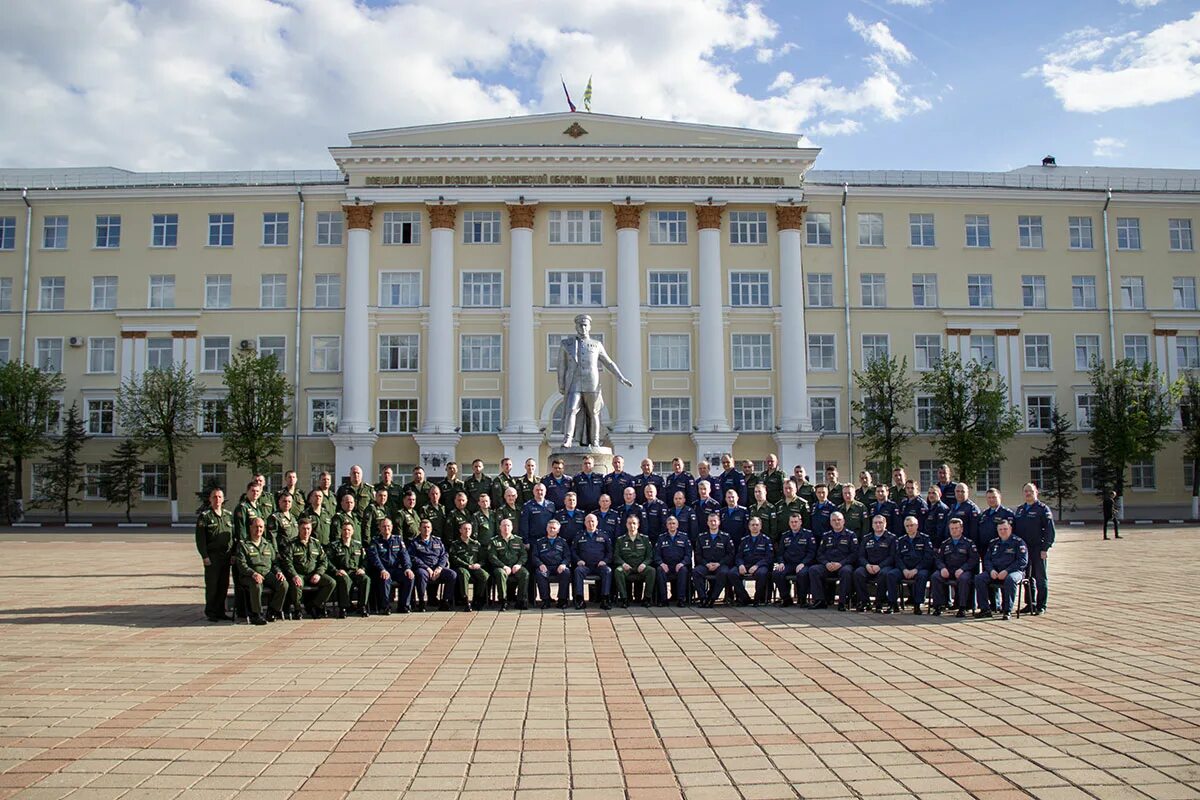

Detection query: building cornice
(346, 187), (805, 204)
(803, 183), (1200, 205)
(3, 184), (347, 202)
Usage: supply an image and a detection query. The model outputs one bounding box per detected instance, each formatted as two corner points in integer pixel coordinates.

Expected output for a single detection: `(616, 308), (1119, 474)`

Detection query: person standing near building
(196, 487), (234, 623)
(1103, 490), (1121, 539)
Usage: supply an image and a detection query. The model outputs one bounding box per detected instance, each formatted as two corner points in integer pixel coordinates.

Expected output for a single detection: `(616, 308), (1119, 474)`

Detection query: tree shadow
(0, 603), (226, 628)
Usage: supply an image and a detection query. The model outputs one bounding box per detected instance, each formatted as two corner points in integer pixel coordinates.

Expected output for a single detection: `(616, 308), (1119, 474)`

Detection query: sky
(1, 0), (1198, 172)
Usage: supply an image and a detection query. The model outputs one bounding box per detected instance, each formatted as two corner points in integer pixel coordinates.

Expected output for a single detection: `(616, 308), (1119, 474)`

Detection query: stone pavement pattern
(0, 528), (1198, 800)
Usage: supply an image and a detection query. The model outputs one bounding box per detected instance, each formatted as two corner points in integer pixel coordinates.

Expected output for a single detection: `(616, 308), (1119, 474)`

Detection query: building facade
(1, 113), (1197, 516)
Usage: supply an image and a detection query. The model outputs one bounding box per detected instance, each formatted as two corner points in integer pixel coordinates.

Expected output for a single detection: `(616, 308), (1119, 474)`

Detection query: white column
(121, 335), (135, 381)
(612, 203), (645, 433)
(695, 203), (728, 432)
(413, 203), (461, 471)
(777, 206), (810, 431)
(499, 203), (544, 461)
(1007, 331), (1023, 407)
(1166, 333), (1179, 384)
(1155, 332), (1170, 380)
(996, 332), (1010, 390)
(947, 331), (959, 355)
(132, 337), (146, 378)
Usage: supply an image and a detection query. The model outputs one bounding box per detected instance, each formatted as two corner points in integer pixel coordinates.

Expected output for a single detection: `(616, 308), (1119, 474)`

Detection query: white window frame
(546, 270), (604, 306)
(43, 216), (68, 249)
(915, 395), (940, 433)
(729, 211), (768, 245)
(1177, 335), (1200, 370)
(649, 397), (691, 433)
(1072, 276), (1098, 310)
(146, 337), (174, 371)
(378, 333), (419, 372)
(1024, 334), (1052, 371)
(649, 210), (688, 245)
(382, 211), (421, 246)
(860, 273), (887, 308)
(141, 464), (170, 500)
(913, 334), (942, 372)
(809, 397), (838, 433)
(548, 209), (602, 245)
(315, 211), (343, 246)
(807, 273), (833, 307)
(35, 337), (63, 373)
(0, 217), (16, 251)
(912, 274), (938, 308)
(732, 396), (774, 432)
(731, 333), (772, 371)
(1172, 277), (1197, 311)
(1018, 215), (1044, 249)
(1116, 217), (1141, 251)
(379, 271), (422, 307)
(94, 214), (121, 249)
(0, 277), (11, 312)
(1075, 393), (1096, 431)
(309, 397), (341, 435)
(461, 271), (503, 307)
(87, 337), (116, 374)
(200, 397), (227, 436)
(1123, 334), (1151, 367)
(259, 274), (287, 309)
(1120, 276), (1145, 310)
(257, 335), (286, 368)
(808, 334), (836, 371)
(91, 276), (118, 311)
(1022, 275), (1047, 309)
(805, 212), (832, 247)
(462, 210), (502, 245)
(314, 274), (341, 308)
(861, 334), (890, 368)
(969, 334), (997, 368)
(207, 213), (234, 247)
(148, 274), (176, 309)
(39, 276), (65, 311)
(909, 213), (935, 247)
(648, 334), (691, 371)
(729, 272), (770, 307)
(964, 214), (990, 248)
(648, 271), (690, 307)
(205, 274), (232, 309)
(460, 398), (502, 433)
(86, 397), (116, 436)
(201, 336), (231, 373)
(460, 334), (502, 372)
(1068, 216), (1094, 250)
(378, 398), (419, 434)
(310, 335), (342, 373)
(1130, 460), (1155, 491)
(857, 212), (884, 247)
(967, 274), (994, 309)
(1169, 218), (1194, 252)
(1074, 335), (1101, 372)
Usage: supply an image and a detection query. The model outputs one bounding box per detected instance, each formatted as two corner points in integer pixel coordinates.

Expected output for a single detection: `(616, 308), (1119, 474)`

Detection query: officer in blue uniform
(593, 493), (622, 540)
(854, 515), (896, 612)
(869, 485), (904, 537)
(691, 481), (722, 535)
(947, 483), (982, 549)
(572, 456), (605, 512)
(809, 512), (858, 610)
(663, 458), (696, 506)
(887, 515), (935, 614)
(408, 519), (457, 611)
(936, 464), (957, 504)
(974, 518), (1029, 619)
(602, 455), (635, 507)
(692, 513), (735, 608)
(1012, 483), (1055, 615)
(616, 486), (646, 533)
(734, 516), (774, 606)
(899, 480), (929, 532)
(520, 482), (557, 545)
(555, 493), (587, 545)
(666, 492), (698, 546)
(924, 486), (951, 546)
(533, 519), (573, 609)
(773, 512), (817, 607)
(366, 517), (414, 614)
(931, 517), (978, 617)
(541, 458), (574, 510)
(808, 484), (837, 542)
(654, 515), (692, 607)
(572, 513), (613, 610)
(633, 458), (665, 505)
(719, 492), (749, 547)
(977, 488), (1016, 557)
(717, 453), (748, 508)
(640, 483), (668, 541)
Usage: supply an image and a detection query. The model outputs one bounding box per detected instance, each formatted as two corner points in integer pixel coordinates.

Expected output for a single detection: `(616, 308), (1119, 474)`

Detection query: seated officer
(887, 515), (934, 615)
(326, 520), (371, 618)
(487, 518), (529, 611)
(808, 511), (857, 610)
(235, 517), (288, 625)
(367, 517), (414, 614)
(931, 517), (978, 618)
(572, 513), (613, 610)
(533, 519), (573, 609)
(556, 492), (587, 545)
(281, 517), (336, 620)
(448, 521), (488, 611)
(734, 516), (774, 606)
(854, 515), (896, 612)
(613, 514), (655, 609)
(973, 518), (1029, 620)
(773, 512), (817, 608)
(692, 512), (735, 608)
(195, 486), (234, 623)
(655, 514), (692, 607)
(408, 519), (457, 612)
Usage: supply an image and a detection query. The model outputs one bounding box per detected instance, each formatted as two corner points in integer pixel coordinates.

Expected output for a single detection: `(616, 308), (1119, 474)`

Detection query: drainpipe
(19, 188), (32, 364)
(841, 183), (854, 471)
(1102, 188), (1116, 366)
(293, 189), (305, 473)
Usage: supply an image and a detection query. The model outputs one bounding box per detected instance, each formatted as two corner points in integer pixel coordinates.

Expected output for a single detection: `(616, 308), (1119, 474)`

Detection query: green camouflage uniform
(613, 534), (656, 602)
(234, 536), (287, 616)
(448, 536), (488, 603)
(281, 535), (335, 612)
(486, 534), (529, 602)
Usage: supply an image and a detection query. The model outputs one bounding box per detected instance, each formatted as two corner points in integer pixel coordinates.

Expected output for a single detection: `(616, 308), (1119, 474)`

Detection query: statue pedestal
(549, 446), (614, 476)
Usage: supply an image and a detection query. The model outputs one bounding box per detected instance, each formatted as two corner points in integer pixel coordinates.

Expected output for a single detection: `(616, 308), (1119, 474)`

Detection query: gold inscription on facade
(363, 174), (789, 187)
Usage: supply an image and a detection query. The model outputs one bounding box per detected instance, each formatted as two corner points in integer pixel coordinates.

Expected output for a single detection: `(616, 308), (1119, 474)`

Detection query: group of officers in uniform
(195, 453), (1056, 625)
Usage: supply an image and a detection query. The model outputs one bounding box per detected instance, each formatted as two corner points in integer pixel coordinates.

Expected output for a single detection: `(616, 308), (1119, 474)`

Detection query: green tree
(117, 364), (204, 522)
(851, 354), (916, 479)
(220, 349), (293, 475)
(100, 439), (144, 524)
(1033, 405), (1078, 519)
(0, 360), (66, 517)
(35, 402), (89, 523)
(1179, 372), (1200, 519)
(919, 354), (1021, 487)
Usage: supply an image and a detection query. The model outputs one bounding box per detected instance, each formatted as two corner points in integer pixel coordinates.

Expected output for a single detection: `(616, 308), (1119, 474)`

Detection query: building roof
(807, 165), (1200, 193)
(0, 166), (345, 191)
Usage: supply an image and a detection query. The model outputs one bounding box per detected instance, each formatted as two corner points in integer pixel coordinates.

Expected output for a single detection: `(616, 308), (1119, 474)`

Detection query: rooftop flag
(583, 76), (592, 112)
(561, 77), (576, 113)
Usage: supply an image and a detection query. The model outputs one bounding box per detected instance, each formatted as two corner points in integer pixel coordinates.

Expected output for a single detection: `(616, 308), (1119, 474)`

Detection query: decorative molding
(944, 328), (972, 336)
(563, 122), (588, 139)
(343, 203), (375, 230)
(695, 204), (724, 230)
(1153, 328), (1179, 336)
(613, 203), (642, 230)
(775, 204), (807, 230)
(171, 330), (198, 339)
(120, 331), (146, 340)
(507, 203), (537, 230)
(995, 328), (1021, 336)
(427, 204), (457, 230)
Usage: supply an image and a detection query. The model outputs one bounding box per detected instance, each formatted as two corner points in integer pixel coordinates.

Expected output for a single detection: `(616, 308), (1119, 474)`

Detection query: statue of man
(557, 314), (633, 448)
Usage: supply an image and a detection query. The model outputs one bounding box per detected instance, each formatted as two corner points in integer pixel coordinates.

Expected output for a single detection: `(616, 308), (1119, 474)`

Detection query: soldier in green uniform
(448, 521), (488, 610)
(854, 470), (876, 506)
(337, 464), (374, 511)
(447, 491), (473, 541)
(825, 466), (848, 507)
(792, 466), (818, 509)
(839, 484), (871, 537)
(516, 458), (541, 506)
(490, 457), (519, 510)
(486, 518), (529, 610)
(266, 492), (299, 551)
(402, 467), (435, 512)
(251, 473), (276, 516)
(420, 485), (451, 540)
(760, 454), (786, 505)
(195, 487), (234, 622)
(233, 480), (264, 542)
(463, 459), (493, 514)
(394, 490), (422, 541)
(330, 493), (363, 544)
(495, 487), (521, 539)
(315, 471), (336, 531)
(773, 479), (811, 544)
(281, 518), (336, 619)
(613, 515), (656, 608)
(747, 484), (774, 543)
(299, 489), (332, 546)
(472, 492), (496, 542)
(361, 487), (392, 543)
(276, 470), (306, 514)
(742, 460), (761, 501)
(376, 466), (403, 518)
(234, 517), (288, 625)
(326, 520), (371, 618)
(438, 462), (466, 512)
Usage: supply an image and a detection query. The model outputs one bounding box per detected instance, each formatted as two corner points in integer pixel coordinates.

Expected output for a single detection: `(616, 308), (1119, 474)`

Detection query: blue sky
(1, 0), (1197, 172)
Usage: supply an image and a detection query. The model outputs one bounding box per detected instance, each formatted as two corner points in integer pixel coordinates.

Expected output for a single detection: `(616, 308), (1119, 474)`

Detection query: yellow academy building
(1, 112), (1197, 518)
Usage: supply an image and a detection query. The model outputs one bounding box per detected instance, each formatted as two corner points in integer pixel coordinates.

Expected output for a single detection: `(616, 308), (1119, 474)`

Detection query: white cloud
(1092, 136), (1127, 157)
(847, 13), (915, 64)
(1035, 11), (1200, 112)
(1119, 0), (1163, 7)
(887, 0), (935, 6)
(756, 41), (797, 63)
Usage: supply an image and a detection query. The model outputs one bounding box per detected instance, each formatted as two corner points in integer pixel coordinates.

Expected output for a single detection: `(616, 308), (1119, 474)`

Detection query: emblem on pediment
(563, 122), (588, 139)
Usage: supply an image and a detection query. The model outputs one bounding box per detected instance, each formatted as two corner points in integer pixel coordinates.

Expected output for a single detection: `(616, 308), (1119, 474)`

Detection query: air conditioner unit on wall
(239, 339), (254, 350)
(68, 336), (84, 347)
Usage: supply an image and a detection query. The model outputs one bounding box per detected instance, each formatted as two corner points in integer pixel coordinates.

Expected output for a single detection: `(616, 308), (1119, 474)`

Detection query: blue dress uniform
(366, 533), (413, 613)
(654, 529), (692, 604)
(572, 529), (613, 601)
(853, 532), (896, 609)
(616, 501), (646, 532)
(664, 471), (696, 506)
(809, 529), (858, 607)
(533, 535), (573, 605)
(974, 535), (1029, 615)
(594, 508), (622, 540)
(572, 471), (605, 512)
(899, 495), (929, 531)
(692, 530), (735, 605)
(734, 533), (774, 604)
(691, 497), (721, 533)
(870, 500), (904, 537)
(931, 535), (979, 612)
(602, 470), (635, 506)
(408, 536), (457, 607)
(666, 504), (698, 544)
(541, 474), (574, 510)
(773, 527), (818, 605)
(946, 499), (982, 549)
(641, 498), (668, 540)
(718, 468), (748, 507)
(887, 532), (935, 608)
(809, 501), (836, 542)
(924, 500), (950, 546)
(632, 471), (665, 505)
(1013, 500), (1055, 612)
(938, 481), (958, 502)
(555, 507), (587, 545)
(520, 498), (556, 544)
(719, 505), (749, 547)
(977, 505), (1015, 557)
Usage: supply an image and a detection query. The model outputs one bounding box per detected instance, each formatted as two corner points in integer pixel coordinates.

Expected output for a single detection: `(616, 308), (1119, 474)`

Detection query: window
(1069, 216), (1093, 250)
(649, 397), (691, 432)
(1024, 335), (1051, 370)
(205, 275), (231, 309)
(648, 272), (690, 306)
(1075, 335), (1101, 371)
(909, 213), (935, 247)
(201, 399), (227, 435)
(1124, 335), (1150, 367)
(314, 274), (341, 308)
(1076, 394), (1096, 430)
(39, 277), (65, 311)
(460, 398), (501, 433)
(805, 212), (832, 246)
(731, 334), (772, 370)
(1120, 276), (1145, 310)
(0, 217), (15, 250)
(1073, 276), (1098, 309)
(208, 213), (234, 247)
(860, 274), (886, 307)
(807, 273), (833, 307)
(547, 270), (603, 306)
(1176, 335), (1200, 370)
(967, 275), (993, 308)
(382, 211), (421, 245)
(1029, 459), (1049, 490)
(146, 337), (173, 370)
(0, 339), (9, 365)
(260, 274), (287, 309)
(918, 460), (938, 488)
(310, 398), (340, 434)
(461, 272), (502, 307)
(200, 464), (228, 494)
(1185, 461), (1195, 491)
(43, 216), (68, 249)
(729, 211), (768, 245)
(35, 338), (62, 373)
(916, 396), (940, 432)
(1026, 395), (1054, 431)
(808, 334), (836, 371)
(1173, 277), (1198, 310)
(379, 398), (419, 434)
(965, 214), (990, 248)
(861, 334), (890, 367)
(148, 275), (175, 309)
(730, 272), (770, 306)
(649, 334), (690, 371)
(1130, 460), (1155, 490)
(92, 276), (118, 311)
(650, 210), (688, 244)
(1018, 215), (1043, 249)
(202, 336), (231, 372)
(95, 215), (121, 249)
(87, 337), (116, 373)
(857, 212), (884, 247)
(311, 336), (342, 372)
(43, 399), (62, 435)
(460, 334), (502, 371)
(1169, 219), (1194, 252)
(733, 397), (773, 432)
(969, 334), (996, 367)
(914, 334), (942, 371)
(83, 464), (104, 500)
(380, 272), (421, 307)
(379, 334), (419, 371)
(149, 213), (178, 248)
(1116, 217), (1141, 251)
(912, 274), (938, 308)
(550, 209), (604, 244)
(0, 277), (10, 311)
(463, 211), (501, 244)
(257, 336), (285, 368)
(974, 462), (1001, 494)
(1080, 458), (1098, 491)
(316, 211), (343, 246)
(142, 465), (170, 500)
(86, 399), (115, 435)
(261, 212), (289, 246)
(809, 397), (838, 432)
(1022, 275), (1047, 309)
(546, 332), (604, 371)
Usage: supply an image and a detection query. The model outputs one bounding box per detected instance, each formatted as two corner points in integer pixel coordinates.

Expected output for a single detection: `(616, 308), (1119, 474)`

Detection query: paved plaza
(0, 527), (1197, 800)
